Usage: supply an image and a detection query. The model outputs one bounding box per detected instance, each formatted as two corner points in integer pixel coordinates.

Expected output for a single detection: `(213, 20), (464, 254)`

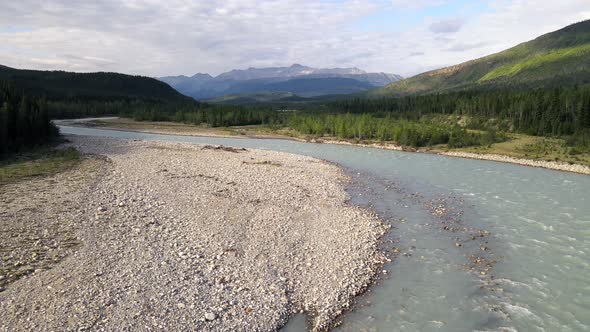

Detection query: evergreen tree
(0, 83), (58, 158)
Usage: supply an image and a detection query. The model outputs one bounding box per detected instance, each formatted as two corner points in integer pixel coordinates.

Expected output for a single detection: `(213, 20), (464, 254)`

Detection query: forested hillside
(0, 65), (201, 120)
(379, 20), (590, 96)
(0, 65), (189, 102)
(314, 86), (590, 145)
(333, 87), (590, 134)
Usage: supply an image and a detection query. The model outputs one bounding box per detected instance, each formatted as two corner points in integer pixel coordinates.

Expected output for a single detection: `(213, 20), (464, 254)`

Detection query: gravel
(442, 151), (590, 175)
(0, 135), (387, 331)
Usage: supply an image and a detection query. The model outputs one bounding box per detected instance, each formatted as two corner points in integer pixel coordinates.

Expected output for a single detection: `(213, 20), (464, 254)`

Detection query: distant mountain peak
(191, 73), (213, 79)
(206, 64), (391, 81)
(158, 64), (402, 100)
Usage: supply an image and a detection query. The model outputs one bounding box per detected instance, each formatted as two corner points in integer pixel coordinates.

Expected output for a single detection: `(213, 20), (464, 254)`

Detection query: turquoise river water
(59, 125), (590, 332)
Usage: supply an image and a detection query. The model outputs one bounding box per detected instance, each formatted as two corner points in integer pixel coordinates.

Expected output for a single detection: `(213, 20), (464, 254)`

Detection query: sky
(0, 0), (589, 78)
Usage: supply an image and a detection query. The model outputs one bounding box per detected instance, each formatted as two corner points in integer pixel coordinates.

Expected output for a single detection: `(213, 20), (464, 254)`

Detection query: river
(59, 125), (590, 332)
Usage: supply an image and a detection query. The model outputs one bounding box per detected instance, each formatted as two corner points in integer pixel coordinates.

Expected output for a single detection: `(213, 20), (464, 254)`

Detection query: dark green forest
(33, 88), (280, 127)
(296, 86), (590, 148)
(289, 113), (506, 148)
(130, 103), (281, 127)
(328, 87), (590, 135)
(0, 83), (58, 157)
(0, 65), (189, 102)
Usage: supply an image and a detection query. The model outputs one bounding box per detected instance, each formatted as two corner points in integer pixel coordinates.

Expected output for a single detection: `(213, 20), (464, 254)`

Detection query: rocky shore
(0, 136), (388, 331)
(441, 151), (590, 175)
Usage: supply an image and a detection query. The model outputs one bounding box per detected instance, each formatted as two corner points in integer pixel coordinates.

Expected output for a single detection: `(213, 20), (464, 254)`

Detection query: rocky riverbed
(0, 136), (387, 331)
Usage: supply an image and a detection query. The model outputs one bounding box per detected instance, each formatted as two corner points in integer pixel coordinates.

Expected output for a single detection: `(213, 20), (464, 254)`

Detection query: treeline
(130, 104), (283, 127)
(40, 96), (282, 128)
(46, 98), (209, 120)
(38, 93), (283, 128)
(0, 83), (58, 157)
(328, 86), (590, 139)
(289, 113), (505, 148)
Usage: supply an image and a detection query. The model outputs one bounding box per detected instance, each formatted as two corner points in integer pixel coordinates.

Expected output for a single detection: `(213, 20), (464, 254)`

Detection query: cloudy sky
(1, 0), (589, 77)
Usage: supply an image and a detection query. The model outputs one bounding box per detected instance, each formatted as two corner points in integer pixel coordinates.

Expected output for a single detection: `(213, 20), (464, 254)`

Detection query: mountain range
(159, 64), (402, 100)
(378, 19), (590, 96)
(3, 20), (588, 106)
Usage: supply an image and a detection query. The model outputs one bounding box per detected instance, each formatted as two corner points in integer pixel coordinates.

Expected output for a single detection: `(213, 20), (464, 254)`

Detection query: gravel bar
(0, 135), (388, 331)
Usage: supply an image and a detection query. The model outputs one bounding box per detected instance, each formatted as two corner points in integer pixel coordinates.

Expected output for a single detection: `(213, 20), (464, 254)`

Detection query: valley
(1, 5), (590, 332)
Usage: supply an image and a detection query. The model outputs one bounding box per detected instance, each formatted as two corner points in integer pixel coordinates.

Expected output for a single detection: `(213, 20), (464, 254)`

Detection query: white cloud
(391, 0), (446, 10)
(0, 0), (588, 78)
(429, 18), (464, 33)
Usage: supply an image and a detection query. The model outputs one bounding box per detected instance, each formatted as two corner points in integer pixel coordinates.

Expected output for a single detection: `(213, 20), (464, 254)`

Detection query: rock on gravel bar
(0, 136), (387, 332)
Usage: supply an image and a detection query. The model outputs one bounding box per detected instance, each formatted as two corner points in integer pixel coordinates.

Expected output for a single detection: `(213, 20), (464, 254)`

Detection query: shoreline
(1, 135), (388, 332)
(59, 119), (590, 176)
(439, 151), (590, 175)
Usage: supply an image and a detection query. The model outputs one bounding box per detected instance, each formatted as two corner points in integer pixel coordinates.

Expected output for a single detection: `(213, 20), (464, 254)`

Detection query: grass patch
(480, 44), (590, 81)
(0, 146), (81, 185)
(81, 118), (240, 136)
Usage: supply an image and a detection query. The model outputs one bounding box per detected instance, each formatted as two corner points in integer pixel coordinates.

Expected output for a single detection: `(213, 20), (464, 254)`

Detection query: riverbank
(440, 151), (590, 175)
(55, 117), (289, 139)
(60, 118), (590, 175)
(0, 145), (82, 185)
(0, 135), (388, 331)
